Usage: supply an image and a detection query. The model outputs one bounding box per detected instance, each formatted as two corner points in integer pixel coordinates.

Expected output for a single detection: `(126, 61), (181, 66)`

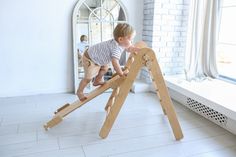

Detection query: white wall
(0, 0), (143, 97)
(121, 0), (144, 42)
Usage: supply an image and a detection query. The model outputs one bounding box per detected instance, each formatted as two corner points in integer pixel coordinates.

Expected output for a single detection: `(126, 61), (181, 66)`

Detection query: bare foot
(77, 92), (87, 101)
(93, 81), (105, 86)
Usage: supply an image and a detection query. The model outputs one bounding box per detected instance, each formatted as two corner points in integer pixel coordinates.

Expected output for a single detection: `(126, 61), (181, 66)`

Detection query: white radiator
(169, 88), (236, 135)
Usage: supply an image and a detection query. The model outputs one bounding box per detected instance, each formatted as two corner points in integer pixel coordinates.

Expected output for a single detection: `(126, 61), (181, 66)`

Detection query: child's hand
(134, 41), (148, 48)
(118, 71), (125, 77)
(123, 70), (129, 76)
(118, 70), (129, 77)
(118, 72), (123, 77)
(127, 46), (140, 54)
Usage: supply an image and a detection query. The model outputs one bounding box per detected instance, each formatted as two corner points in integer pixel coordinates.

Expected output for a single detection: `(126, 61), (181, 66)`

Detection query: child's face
(118, 33), (135, 48)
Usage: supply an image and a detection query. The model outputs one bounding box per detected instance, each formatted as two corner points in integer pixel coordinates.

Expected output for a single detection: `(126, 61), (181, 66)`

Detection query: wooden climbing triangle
(44, 42), (184, 140)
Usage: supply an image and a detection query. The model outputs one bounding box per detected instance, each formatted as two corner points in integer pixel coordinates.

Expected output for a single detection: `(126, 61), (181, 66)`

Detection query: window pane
(216, 44), (236, 79)
(102, 22), (113, 41)
(218, 7), (236, 44)
(222, 0), (236, 7)
(217, 4), (236, 81)
(90, 22), (102, 45)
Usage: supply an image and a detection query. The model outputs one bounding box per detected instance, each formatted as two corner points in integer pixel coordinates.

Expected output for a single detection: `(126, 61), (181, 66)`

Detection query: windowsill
(164, 75), (236, 121)
(218, 75), (236, 85)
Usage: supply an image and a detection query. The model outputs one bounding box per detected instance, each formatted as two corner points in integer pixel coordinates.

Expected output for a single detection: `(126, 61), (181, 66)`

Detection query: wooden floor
(0, 92), (236, 157)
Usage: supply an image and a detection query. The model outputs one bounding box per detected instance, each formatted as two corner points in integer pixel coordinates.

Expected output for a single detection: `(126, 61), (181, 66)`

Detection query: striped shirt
(87, 39), (124, 66)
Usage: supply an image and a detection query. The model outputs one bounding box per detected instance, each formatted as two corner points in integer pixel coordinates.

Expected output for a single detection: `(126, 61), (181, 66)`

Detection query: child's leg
(76, 78), (91, 101)
(93, 65), (109, 86)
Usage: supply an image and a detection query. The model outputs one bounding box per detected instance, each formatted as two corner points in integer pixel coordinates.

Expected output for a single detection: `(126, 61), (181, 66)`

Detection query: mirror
(72, 0), (128, 93)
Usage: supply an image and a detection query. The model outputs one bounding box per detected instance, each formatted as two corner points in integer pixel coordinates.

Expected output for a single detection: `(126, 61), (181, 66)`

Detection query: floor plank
(0, 92), (235, 157)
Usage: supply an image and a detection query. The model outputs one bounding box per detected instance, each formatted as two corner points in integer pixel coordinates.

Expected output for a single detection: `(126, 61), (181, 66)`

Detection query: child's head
(80, 35), (88, 42)
(113, 23), (135, 48)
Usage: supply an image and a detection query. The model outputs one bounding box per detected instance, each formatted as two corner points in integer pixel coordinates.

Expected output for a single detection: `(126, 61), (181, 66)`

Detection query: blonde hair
(113, 23), (135, 41)
(80, 35), (87, 42)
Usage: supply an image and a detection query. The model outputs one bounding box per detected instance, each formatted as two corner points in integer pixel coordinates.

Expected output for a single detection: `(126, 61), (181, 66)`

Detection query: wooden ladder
(44, 45), (184, 140)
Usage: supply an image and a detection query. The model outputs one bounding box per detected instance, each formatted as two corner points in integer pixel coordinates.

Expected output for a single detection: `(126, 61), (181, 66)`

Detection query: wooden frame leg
(149, 71), (167, 115)
(149, 60), (183, 140)
(99, 83), (132, 138)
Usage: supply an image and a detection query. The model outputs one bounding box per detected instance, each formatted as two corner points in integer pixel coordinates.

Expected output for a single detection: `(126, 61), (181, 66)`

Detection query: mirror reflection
(73, 0), (127, 92)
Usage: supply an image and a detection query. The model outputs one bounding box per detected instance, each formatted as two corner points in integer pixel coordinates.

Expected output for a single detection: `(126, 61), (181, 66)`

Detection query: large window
(216, 0), (236, 81)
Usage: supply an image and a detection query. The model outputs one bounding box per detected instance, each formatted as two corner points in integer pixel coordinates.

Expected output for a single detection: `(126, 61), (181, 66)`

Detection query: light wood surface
(44, 42), (183, 140)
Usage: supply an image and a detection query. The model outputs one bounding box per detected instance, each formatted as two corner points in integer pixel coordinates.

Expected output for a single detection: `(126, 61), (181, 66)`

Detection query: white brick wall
(141, 0), (190, 82)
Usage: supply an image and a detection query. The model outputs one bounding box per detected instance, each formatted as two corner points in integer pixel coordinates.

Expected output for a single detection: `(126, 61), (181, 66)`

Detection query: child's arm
(111, 58), (126, 77)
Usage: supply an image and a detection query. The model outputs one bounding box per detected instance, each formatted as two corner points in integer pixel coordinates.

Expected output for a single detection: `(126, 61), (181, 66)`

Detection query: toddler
(77, 23), (139, 101)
